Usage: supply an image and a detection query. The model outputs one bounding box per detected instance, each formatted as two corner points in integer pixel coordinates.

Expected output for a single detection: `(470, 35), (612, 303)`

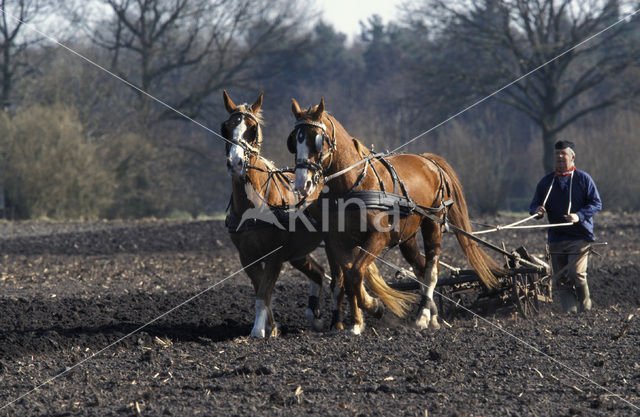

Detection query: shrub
(0, 104), (114, 219)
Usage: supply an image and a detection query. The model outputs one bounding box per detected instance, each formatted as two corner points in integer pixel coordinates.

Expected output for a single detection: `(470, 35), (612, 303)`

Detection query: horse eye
(235, 116), (242, 123)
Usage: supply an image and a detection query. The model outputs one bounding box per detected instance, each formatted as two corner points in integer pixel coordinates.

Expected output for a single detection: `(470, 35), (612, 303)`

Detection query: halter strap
(231, 110), (260, 124)
(294, 117), (337, 183)
(295, 119), (326, 131)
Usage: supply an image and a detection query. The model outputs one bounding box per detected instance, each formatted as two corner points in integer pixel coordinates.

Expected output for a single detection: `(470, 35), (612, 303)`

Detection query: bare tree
(69, 0), (309, 124)
(0, 0), (51, 110)
(407, 0), (640, 171)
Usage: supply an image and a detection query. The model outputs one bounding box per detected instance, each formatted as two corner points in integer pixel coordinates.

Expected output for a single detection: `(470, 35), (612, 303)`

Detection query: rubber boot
(575, 283), (592, 312)
(558, 287), (577, 314)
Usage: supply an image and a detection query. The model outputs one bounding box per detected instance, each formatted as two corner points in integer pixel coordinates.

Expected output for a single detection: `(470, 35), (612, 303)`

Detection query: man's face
(554, 148), (575, 172)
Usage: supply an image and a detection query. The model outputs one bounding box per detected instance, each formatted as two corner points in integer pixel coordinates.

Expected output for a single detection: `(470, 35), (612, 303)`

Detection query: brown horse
(222, 91), (328, 338)
(222, 91), (391, 335)
(287, 98), (503, 333)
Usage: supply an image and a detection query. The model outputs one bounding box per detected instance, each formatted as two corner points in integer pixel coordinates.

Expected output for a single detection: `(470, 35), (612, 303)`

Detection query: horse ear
(251, 91), (263, 114)
(223, 90), (237, 114)
(291, 98), (302, 120)
(311, 97), (325, 120)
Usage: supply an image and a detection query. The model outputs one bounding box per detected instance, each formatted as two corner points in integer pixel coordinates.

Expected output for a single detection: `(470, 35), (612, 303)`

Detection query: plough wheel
(510, 273), (540, 318)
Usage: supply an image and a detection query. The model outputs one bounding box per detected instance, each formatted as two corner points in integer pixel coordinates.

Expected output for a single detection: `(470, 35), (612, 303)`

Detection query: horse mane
(237, 103), (264, 124)
(299, 106), (372, 159)
(258, 155), (277, 171)
(351, 137), (371, 158)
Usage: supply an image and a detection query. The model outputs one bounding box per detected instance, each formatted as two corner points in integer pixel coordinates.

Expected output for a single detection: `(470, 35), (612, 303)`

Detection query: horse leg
(246, 262), (269, 338)
(289, 255), (325, 331)
(325, 246), (345, 330)
(263, 260), (284, 338)
(414, 220), (442, 331)
(347, 237), (388, 335)
(249, 259), (283, 338)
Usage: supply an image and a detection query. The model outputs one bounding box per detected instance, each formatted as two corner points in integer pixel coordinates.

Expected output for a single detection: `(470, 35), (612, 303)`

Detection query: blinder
(314, 133), (324, 154)
(221, 122), (232, 154)
(287, 130), (296, 154)
(286, 125), (328, 155)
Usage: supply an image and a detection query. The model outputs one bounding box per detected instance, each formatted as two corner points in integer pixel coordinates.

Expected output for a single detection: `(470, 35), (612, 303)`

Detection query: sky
(316, 0), (405, 41)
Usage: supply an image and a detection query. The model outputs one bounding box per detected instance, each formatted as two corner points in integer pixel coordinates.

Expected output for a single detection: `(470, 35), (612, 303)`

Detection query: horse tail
(363, 262), (418, 318)
(424, 154), (504, 289)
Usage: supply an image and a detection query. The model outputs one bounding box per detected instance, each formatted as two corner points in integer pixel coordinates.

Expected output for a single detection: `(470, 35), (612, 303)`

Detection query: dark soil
(0, 213), (638, 416)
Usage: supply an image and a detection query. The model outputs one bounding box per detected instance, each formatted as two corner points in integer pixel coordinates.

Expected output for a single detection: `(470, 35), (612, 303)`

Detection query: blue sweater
(529, 170), (602, 242)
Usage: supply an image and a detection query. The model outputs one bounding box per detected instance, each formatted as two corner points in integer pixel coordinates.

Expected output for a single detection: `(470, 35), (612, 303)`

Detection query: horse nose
(227, 157), (243, 171)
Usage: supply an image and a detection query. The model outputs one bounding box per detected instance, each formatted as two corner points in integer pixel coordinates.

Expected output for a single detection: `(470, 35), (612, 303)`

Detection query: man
(530, 140), (602, 313)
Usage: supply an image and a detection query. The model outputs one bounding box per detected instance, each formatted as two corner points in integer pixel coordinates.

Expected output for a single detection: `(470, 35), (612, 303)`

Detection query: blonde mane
(237, 103), (264, 124)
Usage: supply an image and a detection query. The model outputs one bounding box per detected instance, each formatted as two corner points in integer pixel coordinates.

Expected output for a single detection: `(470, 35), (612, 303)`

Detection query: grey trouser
(549, 240), (590, 289)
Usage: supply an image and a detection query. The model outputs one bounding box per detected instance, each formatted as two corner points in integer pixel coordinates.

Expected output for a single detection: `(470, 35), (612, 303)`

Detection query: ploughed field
(0, 213), (638, 416)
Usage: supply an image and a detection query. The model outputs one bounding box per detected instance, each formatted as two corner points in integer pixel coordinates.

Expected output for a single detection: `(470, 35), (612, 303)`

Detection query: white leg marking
(250, 299), (268, 338)
(415, 257), (438, 330)
(351, 320), (365, 335)
(415, 308), (430, 330)
(425, 257), (438, 299)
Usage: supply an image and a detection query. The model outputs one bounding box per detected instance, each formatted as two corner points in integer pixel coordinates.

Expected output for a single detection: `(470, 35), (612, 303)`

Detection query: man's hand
(534, 206), (545, 219)
(564, 213), (579, 223)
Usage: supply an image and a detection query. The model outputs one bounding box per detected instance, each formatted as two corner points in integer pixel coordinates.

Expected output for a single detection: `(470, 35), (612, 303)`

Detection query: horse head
(288, 97), (335, 197)
(221, 90), (263, 178)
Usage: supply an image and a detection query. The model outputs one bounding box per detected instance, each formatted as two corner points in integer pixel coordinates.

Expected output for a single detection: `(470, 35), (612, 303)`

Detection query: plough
(388, 214), (606, 319)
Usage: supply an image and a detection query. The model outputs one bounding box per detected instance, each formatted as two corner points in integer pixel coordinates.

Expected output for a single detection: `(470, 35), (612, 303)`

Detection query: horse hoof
(372, 301), (385, 319)
(351, 322), (365, 335)
(250, 328), (266, 338)
(311, 318), (324, 331)
(429, 317), (441, 331)
(306, 309), (324, 331)
(413, 308), (431, 330)
(268, 324), (280, 338)
(414, 318), (429, 330)
(331, 321), (344, 331)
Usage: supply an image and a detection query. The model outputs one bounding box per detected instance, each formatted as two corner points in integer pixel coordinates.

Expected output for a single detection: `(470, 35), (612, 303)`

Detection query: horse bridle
(223, 110), (262, 157)
(290, 118), (337, 186)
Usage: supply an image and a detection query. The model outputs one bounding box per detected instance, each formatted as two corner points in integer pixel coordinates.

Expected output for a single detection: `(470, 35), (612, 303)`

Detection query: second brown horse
(287, 98), (503, 334)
